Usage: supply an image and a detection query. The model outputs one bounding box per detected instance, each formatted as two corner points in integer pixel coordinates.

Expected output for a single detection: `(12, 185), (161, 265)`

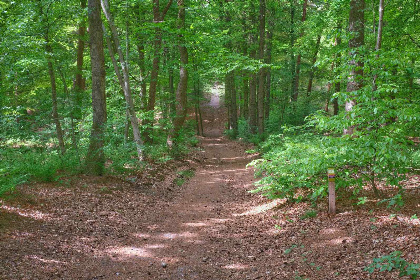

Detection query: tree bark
(257, 0), (266, 135)
(249, 72), (257, 134)
(372, 0), (384, 92)
(86, 0), (107, 175)
(333, 29), (342, 116)
(226, 71), (238, 137)
(248, 0), (257, 134)
(292, 0), (308, 102)
(101, 0), (144, 160)
(264, 15), (274, 121)
(144, 0), (173, 143)
(289, 0), (296, 101)
(173, 0), (188, 137)
(75, 0), (87, 93)
(36, 1), (66, 155)
(344, 0), (365, 135)
(307, 35), (321, 95)
(46, 43), (66, 155)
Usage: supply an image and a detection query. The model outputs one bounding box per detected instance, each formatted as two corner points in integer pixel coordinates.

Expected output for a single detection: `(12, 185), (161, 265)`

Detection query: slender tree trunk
(333, 29), (342, 115)
(264, 16), (274, 121)
(257, 0), (266, 135)
(45, 43), (66, 155)
(135, 4), (147, 108)
(372, 0), (384, 92)
(173, 0), (188, 137)
(167, 47), (176, 117)
(242, 74), (249, 119)
(86, 0), (107, 175)
(57, 66), (78, 151)
(226, 71), (238, 137)
(248, 1), (257, 134)
(290, 0), (296, 101)
(144, 0), (173, 143)
(137, 44), (147, 108)
(101, 0), (144, 160)
(75, 0), (87, 93)
(344, 0), (365, 135)
(307, 35), (321, 95)
(147, 32), (162, 113)
(249, 72), (257, 134)
(70, 0), (87, 125)
(292, 0), (308, 102)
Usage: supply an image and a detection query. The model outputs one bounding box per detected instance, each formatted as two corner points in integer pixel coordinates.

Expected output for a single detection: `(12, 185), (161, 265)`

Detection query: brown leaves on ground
(0, 102), (419, 280)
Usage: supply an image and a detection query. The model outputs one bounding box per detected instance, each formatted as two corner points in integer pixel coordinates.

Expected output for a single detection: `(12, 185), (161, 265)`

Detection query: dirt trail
(0, 87), (272, 280)
(1, 86), (419, 280)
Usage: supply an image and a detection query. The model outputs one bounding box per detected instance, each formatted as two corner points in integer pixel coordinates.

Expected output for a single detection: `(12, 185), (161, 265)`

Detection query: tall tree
(257, 0), (266, 134)
(74, 0), (87, 94)
(372, 0), (384, 92)
(173, 0), (188, 137)
(101, 0), (144, 160)
(36, 1), (66, 155)
(291, 0), (308, 102)
(144, 0), (173, 143)
(344, 0), (365, 135)
(248, 0), (258, 134)
(86, 0), (107, 175)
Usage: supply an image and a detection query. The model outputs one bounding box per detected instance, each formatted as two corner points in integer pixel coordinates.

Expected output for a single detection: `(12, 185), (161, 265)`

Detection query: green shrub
(365, 251), (419, 279)
(0, 145), (82, 195)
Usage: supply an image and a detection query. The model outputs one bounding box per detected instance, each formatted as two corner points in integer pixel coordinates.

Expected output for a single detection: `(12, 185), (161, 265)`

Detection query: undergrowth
(249, 124), (418, 203)
(365, 251), (419, 279)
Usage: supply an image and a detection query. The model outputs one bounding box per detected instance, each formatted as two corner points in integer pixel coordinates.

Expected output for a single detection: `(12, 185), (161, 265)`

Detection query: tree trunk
(257, 0), (266, 135)
(70, 0), (87, 125)
(344, 0), (365, 135)
(75, 0), (87, 93)
(248, 0), (257, 134)
(144, 0), (173, 143)
(137, 44), (147, 108)
(292, 0), (308, 102)
(226, 71), (238, 137)
(57, 66), (78, 151)
(307, 35), (321, 95)
(135, 3), (147, 108)
(173, 0), (188, 137)
(249, 72), (257, 134)
(289, 0), (296, 101)
(45, 43), (66, 155)
(264, 16), (274, 121)
(86, 0), (107, 175)
(101, 0), (144, 160)
(333, 29), (342, 116)
(242, 73), (249, 119)
(372, 0), (384, 92)
(168, 48), (175, 116)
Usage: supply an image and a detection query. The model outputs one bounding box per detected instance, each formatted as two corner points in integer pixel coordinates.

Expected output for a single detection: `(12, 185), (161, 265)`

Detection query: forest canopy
(0, 0), (419, 201)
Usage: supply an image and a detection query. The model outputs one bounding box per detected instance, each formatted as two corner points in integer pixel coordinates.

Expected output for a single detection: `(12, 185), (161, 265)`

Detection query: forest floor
(0, 87), (419, 280)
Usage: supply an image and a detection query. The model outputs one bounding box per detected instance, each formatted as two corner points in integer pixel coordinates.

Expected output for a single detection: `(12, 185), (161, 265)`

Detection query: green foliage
(357, 196), (368, 205)
(249, 131), (336, 201)
(365, 251), (420, 279)
(174, 169), (195, 186)
(300, 209), (317, 220)
(379, 194), (405, 209)
(0, 144), (81, 195)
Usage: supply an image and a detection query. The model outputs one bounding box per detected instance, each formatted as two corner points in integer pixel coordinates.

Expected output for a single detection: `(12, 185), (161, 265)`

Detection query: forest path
(0, 85), (281, 280)
(2, 86), (416, 280)
(136, 88), (265, 279)
(124, 84), (271, 279)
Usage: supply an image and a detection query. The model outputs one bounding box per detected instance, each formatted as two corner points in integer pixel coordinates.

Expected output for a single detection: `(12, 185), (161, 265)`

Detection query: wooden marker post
(328, 168), (336, 215)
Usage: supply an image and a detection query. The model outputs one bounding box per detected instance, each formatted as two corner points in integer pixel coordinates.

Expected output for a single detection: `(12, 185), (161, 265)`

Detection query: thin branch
(161, 0), (173, 19)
